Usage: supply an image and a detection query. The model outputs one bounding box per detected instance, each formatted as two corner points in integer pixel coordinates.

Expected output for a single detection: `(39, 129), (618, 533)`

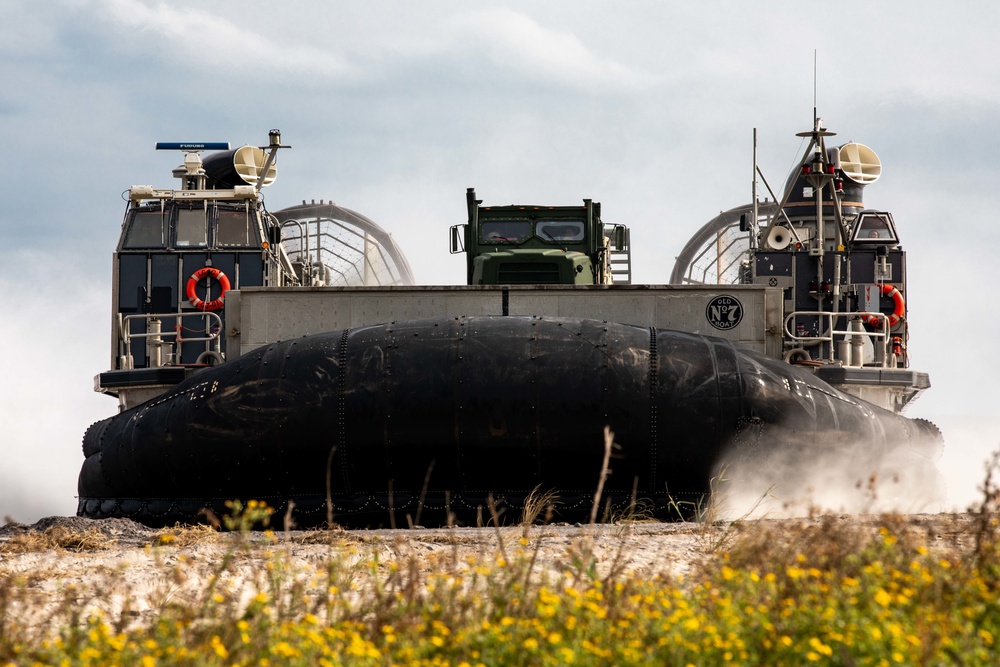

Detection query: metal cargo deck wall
(225, 285), (783, 359)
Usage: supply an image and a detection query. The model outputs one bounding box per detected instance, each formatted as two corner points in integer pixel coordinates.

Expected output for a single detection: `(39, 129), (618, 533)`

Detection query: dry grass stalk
(589, 426), (617, 526)
(0, 525), (109, 554)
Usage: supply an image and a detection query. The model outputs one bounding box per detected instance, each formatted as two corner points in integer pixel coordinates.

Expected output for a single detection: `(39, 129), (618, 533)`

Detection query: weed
(519, 485), (558, 530)
(0, 525), (108, 554)
(4, 451), (1000, 666)
(970, 450), (1000, 591)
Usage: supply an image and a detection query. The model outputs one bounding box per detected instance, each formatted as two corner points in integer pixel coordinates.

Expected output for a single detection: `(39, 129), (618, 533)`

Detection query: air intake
(203, 145), (277, 189)
(497, 262), (561, 284)
(838, 143), (881, 185)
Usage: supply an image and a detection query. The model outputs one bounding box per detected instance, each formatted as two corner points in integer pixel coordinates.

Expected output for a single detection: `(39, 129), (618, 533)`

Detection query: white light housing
(129, 185), (155, 200)
(183, 151), (204, 175)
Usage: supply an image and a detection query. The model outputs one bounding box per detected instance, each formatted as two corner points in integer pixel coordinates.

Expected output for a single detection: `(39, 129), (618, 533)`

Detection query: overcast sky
(2, 1), (998, 522)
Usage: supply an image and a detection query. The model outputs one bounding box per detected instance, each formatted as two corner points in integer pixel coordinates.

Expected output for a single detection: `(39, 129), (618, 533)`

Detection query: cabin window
(217, 209), (253, 246)
(850, 212), (898, 245)
(176, 208), (208, 247)
(123, 211), (167, 248)
(536, 220), (585, 242)
(481, 219), (531, 243)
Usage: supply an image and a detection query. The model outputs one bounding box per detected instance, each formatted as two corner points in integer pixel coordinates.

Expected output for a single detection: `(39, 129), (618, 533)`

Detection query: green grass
(3, 461), (1000, 666)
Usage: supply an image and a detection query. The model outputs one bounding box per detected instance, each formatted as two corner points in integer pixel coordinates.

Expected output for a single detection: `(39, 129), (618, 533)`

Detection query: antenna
(751, 128), (758, 249)
(813, 50), (818, 123)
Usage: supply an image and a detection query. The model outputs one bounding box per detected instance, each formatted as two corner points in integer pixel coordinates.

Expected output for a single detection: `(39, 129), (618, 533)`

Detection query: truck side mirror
(613, 225), (627, 251)
(450, 224), (466, 254)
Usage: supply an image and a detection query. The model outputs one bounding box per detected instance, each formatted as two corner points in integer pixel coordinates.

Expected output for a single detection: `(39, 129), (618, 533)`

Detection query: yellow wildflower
(210, 635), (228, 659)
(874, 588), (892, 607)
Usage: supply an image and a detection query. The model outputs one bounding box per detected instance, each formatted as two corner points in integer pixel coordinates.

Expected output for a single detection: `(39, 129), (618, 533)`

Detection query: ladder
(608, 227), (632, 284)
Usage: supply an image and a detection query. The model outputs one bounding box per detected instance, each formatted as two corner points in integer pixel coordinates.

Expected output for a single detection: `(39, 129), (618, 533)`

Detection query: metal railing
(783, 310), (896, 368)
(120, 312), (223, 369)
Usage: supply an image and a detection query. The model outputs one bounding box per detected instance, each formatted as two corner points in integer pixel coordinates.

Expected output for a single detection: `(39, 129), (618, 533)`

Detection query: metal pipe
(148, 317), (162, 368)
(760, 136), (818, 247)
(849, 318), (867, 368)
(755, 165), (804, 246)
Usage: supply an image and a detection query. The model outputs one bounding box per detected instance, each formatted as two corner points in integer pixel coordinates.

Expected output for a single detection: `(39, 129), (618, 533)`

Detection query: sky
(2, 0), (999, 522)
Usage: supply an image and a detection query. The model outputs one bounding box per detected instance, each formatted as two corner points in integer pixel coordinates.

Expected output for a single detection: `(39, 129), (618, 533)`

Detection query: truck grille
(497, 262), (561, 284)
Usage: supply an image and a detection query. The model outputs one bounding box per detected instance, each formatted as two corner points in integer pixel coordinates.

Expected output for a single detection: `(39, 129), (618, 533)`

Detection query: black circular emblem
(706, 295), (743, 330)
(768, 277), (778, 287)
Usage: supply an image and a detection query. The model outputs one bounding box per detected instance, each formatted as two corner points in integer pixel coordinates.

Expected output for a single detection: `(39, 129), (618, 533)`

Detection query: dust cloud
(710, 418), (999, 520)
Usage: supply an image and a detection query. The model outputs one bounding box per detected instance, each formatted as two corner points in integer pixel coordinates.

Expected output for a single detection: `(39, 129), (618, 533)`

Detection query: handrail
(783, 310), (894, 367)
(120, 312), (223, 369)
(280, 218), (312, 283)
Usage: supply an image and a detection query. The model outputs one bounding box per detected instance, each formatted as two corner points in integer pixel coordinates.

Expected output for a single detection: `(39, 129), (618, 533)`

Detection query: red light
(801, 165), (812, 175)
(826, 164), (835, 174)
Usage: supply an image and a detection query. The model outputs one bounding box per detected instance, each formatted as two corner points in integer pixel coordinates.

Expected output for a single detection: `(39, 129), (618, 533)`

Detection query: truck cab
(452, 188), (631, 285)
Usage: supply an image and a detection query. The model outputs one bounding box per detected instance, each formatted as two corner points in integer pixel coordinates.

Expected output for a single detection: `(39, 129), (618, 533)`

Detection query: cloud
(0, 4), (63, 58)
(93, 0), (356, 81)
(449, 8), (656, 92)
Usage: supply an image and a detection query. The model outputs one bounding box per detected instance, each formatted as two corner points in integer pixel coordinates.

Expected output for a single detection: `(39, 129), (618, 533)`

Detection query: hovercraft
(78, 121), (943, 527)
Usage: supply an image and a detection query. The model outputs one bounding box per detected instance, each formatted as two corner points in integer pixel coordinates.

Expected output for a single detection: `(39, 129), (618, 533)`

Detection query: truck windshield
(481, 219), (531, 243)
(536, 219), (585, 242)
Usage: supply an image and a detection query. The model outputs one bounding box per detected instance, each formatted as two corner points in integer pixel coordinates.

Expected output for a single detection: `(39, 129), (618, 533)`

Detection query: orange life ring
(186, 266), (231, 311)
(866, 283), (904, 328)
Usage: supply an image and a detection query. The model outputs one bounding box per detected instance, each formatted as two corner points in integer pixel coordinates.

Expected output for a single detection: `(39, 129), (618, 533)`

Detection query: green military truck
(451, 188), (631, 285)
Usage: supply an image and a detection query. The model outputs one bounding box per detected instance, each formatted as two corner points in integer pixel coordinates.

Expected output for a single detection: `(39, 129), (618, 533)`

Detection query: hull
(78, 316), (939, 527)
